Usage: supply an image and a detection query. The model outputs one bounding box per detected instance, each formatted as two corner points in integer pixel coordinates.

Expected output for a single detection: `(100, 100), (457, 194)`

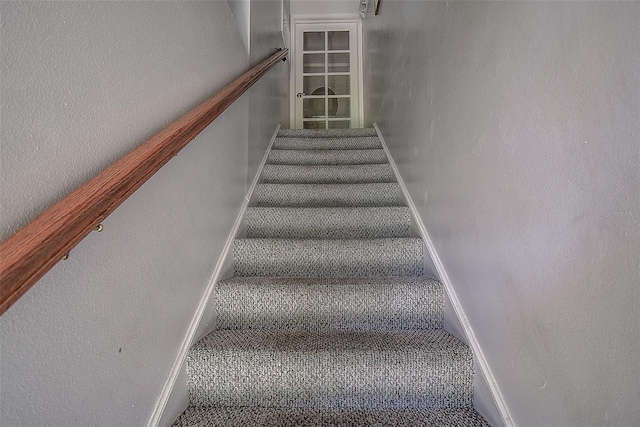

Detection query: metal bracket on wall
(359, 0), (368, 19)
(277, 47), (288, 62)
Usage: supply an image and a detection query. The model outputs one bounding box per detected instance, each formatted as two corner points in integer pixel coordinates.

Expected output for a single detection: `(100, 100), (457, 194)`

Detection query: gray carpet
(254, 183), (404, 207)
(268, 149), (388, 165)
(273, 136), (381, 150)
(174, 407), (489, 427)
(261, 164), (395, 184)
(188, 330), (472, 408)
(214, 277), (443, 331)
(245, 207), (411, 239)
(234, 238), (424, 277)
(174, 128), (489, 426)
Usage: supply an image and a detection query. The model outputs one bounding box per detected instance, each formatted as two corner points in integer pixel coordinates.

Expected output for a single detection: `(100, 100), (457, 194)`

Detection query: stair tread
(268, 149), (387, 165)
(174, 406), (490, 427)
(261, 164), (395, 184)
(278, 128), (377, 138)
(194, 328), (467, 353)
(188, 329), (473, 409)
(246, 206), (410, 238)
(273, 136), (382, 150)
(215, 276), (443, 331)
(173, 406), (489, 427)
(234, 238), (423, 277)
(254, 183), (404, 207)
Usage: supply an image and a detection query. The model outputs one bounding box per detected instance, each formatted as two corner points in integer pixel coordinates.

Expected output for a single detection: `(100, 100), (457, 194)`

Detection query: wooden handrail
(0, 48), (288, 316)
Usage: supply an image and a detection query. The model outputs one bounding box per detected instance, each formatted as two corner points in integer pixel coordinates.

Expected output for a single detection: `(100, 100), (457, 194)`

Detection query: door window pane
(328, 75), (350, 95)
(326, 97), (338, 117)
(328, 31), (349, 50)
(304, 76), (325, 95)
(304, 98), (326, 119)
(303, 53), (325, 73)
(330, 98), (350, 118)
(303, 32), (325, 51)
(304, 120), (326, 129)
(328, 120), (350, 129)
(328, 53), (350, 72)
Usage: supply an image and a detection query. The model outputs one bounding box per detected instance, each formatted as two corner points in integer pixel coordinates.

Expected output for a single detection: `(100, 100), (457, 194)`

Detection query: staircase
(173, 128), (489, 426)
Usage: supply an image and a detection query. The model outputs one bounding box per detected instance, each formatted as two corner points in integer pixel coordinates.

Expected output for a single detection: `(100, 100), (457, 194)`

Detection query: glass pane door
(295, 23), (360, 129)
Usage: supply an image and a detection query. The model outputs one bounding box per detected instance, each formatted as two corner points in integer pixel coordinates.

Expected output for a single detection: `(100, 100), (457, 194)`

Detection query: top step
(273, 137), (381, 150)
(278, 128), (377, 138)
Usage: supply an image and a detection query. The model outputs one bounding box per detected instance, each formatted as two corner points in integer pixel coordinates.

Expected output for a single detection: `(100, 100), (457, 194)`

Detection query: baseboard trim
(147, 124), (281, 427)
(373, 123), (514, 427)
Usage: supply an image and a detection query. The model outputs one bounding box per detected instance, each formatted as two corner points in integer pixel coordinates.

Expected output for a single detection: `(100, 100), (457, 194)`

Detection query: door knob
(296, 92), (306, 98)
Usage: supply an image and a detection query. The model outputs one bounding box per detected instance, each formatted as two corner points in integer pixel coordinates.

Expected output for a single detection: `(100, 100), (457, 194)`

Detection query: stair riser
(188, 332), (473, 409)
(215, 278), (443, 331)
(174, 407), (490, 427)
(234, 239), (424, 277)
(261, 164), (395, 184)
(273, 137), (382, 150)
(254, 184), (404, 207)
(245, 207), (410, 239)
(268, 149), (387, 165)
(189, 354), (472, 408)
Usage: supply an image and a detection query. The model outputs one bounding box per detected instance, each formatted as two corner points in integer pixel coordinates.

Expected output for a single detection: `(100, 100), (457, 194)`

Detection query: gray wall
(290, 0), (358, 16)
(363, 1), (639, 426)
(0, 1), (287, 425)
(228, 0), (251, 55)
(249, 0), (291, 178)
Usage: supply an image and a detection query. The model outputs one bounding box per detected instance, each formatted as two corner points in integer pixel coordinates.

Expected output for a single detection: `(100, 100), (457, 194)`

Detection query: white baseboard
(147, 125), (281, 427)
(373, 123), (514, 427)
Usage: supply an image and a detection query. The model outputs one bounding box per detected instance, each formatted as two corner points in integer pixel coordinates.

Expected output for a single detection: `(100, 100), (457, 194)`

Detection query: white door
(293, 22), (361, 129)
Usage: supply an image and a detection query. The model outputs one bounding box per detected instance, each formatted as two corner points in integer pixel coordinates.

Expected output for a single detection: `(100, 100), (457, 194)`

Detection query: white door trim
(289, 14), (363, 129)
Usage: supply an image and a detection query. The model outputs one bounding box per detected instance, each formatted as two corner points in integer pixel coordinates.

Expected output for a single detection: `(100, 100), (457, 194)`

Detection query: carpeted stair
(173, 128), (489, 426)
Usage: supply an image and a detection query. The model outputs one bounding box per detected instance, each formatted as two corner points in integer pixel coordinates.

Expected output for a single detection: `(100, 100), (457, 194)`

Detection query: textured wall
(290, 0), (358, 16)
(0, 2), (285, 425)
(163, 1), (291, 423)
(363, 1), (639, 426)
(228, 0), (251, 55)
(248, 0), (290, 181)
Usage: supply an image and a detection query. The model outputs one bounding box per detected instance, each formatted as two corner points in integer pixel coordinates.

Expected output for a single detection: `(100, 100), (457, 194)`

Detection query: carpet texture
(261, 164), (395, 184)
(214, 277), (443, 331)
(234, 238), (424, 277)
(173, 407), (489, 427)
(268, 149), (388, 165)
(245, 207), (411, 239)
(273, 136), (381, 150)
(174, 128), (489, 426)
(254, 183), (404, 207)
(188, 330), (472, 408)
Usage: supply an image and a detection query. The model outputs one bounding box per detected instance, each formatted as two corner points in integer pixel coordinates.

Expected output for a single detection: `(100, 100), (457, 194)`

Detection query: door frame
(289, 14), (364, 129)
